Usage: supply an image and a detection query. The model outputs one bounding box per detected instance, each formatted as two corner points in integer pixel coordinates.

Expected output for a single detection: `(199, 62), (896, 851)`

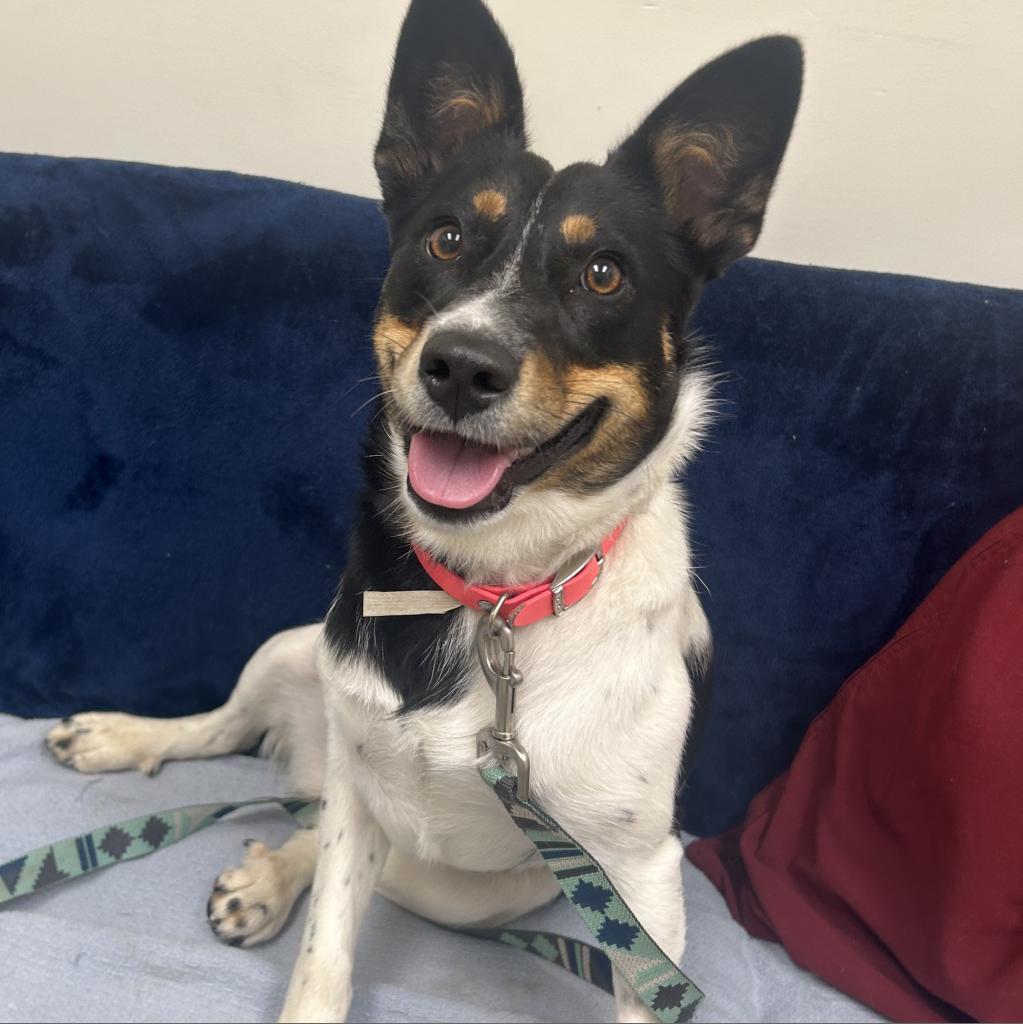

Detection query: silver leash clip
(475, 594), (531, 801)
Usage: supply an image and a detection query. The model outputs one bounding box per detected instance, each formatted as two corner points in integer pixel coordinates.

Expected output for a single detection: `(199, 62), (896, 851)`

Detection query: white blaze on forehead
(422, 181), (553, 342)
(495, 181), (552, 289)
(422, 290), (508, 339)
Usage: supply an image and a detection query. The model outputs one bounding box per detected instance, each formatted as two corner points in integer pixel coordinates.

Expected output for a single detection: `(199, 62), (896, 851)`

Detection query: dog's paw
(207, 841), (300, 948)
(45, 713), (164, 775)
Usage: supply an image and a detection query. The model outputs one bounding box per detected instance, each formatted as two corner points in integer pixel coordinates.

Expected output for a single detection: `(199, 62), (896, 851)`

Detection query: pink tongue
(408, 432), (514, 510)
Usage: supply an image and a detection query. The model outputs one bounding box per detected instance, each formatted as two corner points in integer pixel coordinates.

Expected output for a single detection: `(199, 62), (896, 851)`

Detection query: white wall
(1, 1), (1020, 289)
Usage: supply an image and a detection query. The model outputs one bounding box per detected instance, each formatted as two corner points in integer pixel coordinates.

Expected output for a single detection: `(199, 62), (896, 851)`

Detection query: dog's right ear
(375, 0), (526, 214)
(608, 36), (803, 279)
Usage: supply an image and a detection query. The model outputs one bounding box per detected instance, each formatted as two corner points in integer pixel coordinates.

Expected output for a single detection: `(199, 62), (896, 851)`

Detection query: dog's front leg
(277, 744), (389, 1024)
(602, 834), (688, 1024)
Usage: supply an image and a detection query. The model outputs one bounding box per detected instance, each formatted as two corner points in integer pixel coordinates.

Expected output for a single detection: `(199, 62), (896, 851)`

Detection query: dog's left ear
(609, 36), (803, 278)
(375, 0), (526, 214)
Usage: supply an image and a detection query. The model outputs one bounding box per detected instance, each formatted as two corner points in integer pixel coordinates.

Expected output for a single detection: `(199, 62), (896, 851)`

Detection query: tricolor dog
(46, 2), (802, 1020)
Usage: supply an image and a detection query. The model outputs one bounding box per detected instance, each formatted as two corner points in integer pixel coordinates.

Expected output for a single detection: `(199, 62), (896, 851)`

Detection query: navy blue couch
(3, 153), (1022, 836)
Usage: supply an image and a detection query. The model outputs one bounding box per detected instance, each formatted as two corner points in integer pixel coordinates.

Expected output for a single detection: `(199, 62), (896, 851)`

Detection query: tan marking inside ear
(560, 214), (598, 246)
(373, 312), (420, 376)
(473, 189), (508, 220)
(433, 86), (503, 128)
(652, 121), (739, 229)
(429, 68), (505, 151)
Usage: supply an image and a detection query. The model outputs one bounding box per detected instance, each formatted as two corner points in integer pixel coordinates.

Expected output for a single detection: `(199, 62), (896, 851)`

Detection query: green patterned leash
(469, 591), (704, 1021)
(476, 762), (702, 1022)
(0, 774), (702, 1022)
(0, 795), (317, 904)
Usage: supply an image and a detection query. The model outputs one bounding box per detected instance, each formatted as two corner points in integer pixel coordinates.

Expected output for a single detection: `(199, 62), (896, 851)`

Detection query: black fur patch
(323, 413), (472, 713)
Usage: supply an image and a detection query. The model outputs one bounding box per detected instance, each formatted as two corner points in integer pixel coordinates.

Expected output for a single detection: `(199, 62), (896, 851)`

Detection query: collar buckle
(550, 546), (604, 617)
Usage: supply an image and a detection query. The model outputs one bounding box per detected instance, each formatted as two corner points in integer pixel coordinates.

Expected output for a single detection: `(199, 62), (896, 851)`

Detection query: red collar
(412, 522), (626, 628)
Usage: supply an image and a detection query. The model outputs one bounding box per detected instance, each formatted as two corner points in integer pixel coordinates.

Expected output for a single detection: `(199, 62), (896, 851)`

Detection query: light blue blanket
(0, 716), (881, 1023)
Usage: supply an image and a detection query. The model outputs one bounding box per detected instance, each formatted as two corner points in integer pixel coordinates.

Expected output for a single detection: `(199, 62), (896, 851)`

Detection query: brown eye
(582, 254), (624, 295)
(426, 222), (463, 261)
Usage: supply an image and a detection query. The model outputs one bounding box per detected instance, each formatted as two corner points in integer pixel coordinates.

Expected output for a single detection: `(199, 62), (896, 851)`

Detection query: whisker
(337, 372), (384, 402)
(689, 568), (712, 599)
(350, 389), (393, 420)
(414, 291), (441, 318)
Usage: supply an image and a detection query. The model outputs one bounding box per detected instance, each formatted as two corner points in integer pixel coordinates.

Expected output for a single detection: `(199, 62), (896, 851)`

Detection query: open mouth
(405, 398), (608, 521)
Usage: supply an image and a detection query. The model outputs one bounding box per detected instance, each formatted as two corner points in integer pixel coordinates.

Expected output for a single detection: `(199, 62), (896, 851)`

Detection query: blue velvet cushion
(2, 153), (1022, 835)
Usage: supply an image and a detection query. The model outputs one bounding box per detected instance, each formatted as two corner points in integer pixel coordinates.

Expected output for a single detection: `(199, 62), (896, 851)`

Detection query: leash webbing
(0, 795), (317, 904)
(479, 763), (702, 1022)
(0, 774), (702, 1022)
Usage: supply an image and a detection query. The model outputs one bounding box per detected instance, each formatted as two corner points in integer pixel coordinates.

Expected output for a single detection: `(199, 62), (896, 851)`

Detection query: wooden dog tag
(362, 591), (461, 617)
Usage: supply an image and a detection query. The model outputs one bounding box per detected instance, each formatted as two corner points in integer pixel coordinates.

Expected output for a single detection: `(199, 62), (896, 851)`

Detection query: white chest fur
(318, 481), (710, 874)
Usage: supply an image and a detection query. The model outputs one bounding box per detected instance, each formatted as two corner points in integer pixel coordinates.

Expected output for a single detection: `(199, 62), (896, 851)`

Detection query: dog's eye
(426, 222), (463, 261)
(582, 254), (624, 296)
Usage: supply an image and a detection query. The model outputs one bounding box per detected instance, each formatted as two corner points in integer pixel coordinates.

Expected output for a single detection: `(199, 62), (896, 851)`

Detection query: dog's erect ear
(609, 36), (803, 278)
(375, 0), (525, 212)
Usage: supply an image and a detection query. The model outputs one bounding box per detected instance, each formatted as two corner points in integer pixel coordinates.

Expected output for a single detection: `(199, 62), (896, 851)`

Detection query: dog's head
(371, 0), (802, 577)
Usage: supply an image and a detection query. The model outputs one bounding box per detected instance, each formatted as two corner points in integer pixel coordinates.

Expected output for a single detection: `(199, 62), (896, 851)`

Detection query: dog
(45, 2), (801, 1020)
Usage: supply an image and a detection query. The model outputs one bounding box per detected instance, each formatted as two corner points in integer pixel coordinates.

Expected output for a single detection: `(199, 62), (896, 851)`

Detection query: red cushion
(687, 507), (1023, 1023)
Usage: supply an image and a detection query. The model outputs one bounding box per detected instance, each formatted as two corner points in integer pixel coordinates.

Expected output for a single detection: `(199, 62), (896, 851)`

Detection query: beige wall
(1, 1), (1020, 289)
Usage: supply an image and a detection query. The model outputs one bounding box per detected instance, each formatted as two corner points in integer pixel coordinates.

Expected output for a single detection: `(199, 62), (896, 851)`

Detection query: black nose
(418, 331), (520, 423)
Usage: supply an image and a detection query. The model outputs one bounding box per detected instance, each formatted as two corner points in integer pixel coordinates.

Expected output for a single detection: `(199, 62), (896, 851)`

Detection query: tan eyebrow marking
(472, 189), (509, 220)
(560, 213), (598, 245)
